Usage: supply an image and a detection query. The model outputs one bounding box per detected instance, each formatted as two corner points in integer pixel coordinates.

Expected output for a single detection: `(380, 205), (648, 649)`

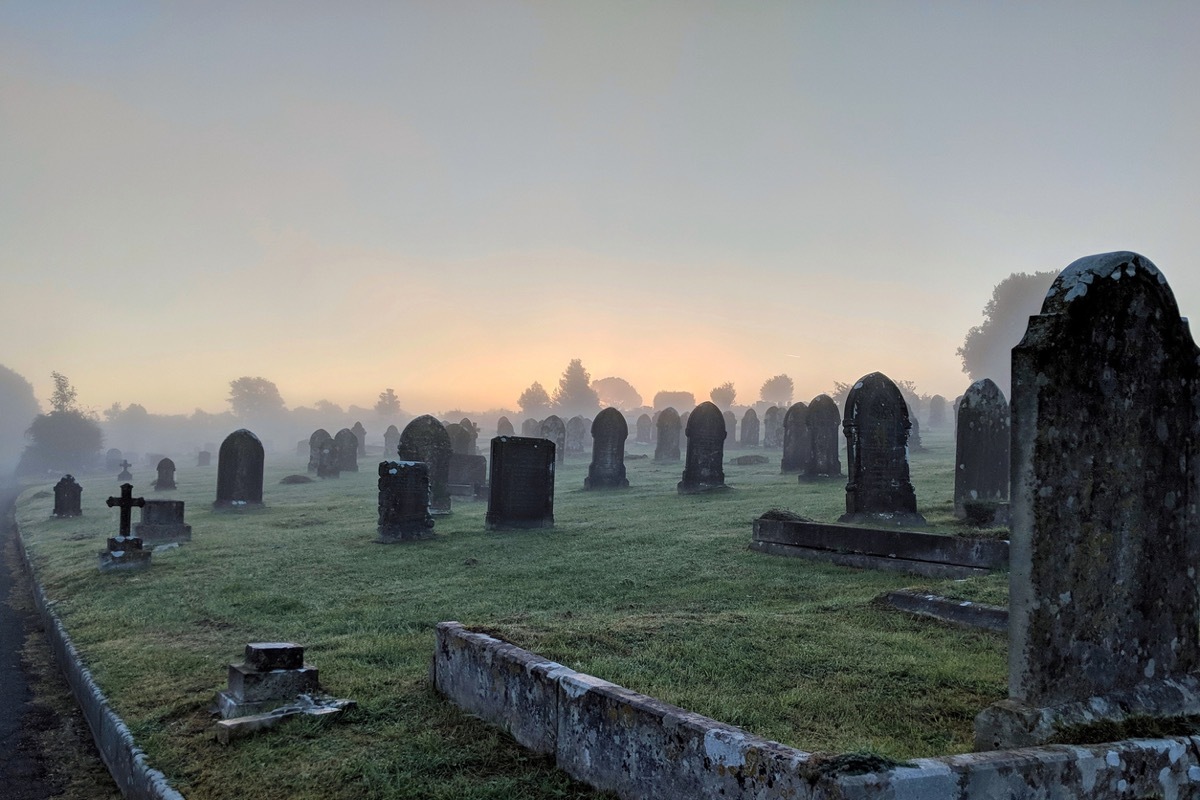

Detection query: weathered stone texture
(332, 428), (359, 472)
(565, 416), (588, 457)
(953, 378), (1009, 517)
(52, 475), (82, 517)
(779, 401), (809, 473)
(762, 406), (783, 449)
(495, 416), (515, 437)
(308, 429), (337, 478)
(584, 408), (628, 489)
(654, 407), (681, 463)
(154, 457), (176, 490)
(486, 436), (555, 529)
(678, 402), (727, 494)
(377, 460), (434, 541)
(383, 424), (400, 457)
(214, 429), (264, 508)
(398, 416), (453, 514)
(740, 408), (760, 448)
(635, 414), (652, 444)
(839, 373), (924, 526)
(804, 394), (842, 478)
(351, 421), (367, 456)
(539, 415), (566, 466)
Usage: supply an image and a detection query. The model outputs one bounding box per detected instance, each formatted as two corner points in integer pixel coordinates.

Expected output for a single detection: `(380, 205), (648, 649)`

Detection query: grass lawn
(16, 426), (1008, 799)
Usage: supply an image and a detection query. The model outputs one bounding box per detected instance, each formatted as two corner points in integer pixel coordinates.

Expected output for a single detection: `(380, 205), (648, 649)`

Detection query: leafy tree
(958, 271), (1057, 395)
(551, 359), (600, 417)
(517, 381), (552, 417)
(759, 374), (794, 406)
(0, 364), (40, 473)
(18, 372), (101, 474)
(313, 399), (343, 415)
(591, 376), (642, 410)
(375, 388), (401, 417)
(227, 376), (287, 418)
(709, 382), (736, 410)
(49, 371), (78, 413)
(652, 390), (695, 411)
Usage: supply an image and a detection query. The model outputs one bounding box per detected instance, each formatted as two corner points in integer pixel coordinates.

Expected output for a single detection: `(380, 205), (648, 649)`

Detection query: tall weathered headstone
(763, 406), (783, 449)
(445, 423), (472, 455)
(839, 373), (924, 526)
(309, 429), (337, 478)
(779, 402), (809, 474)
(584, 408), (629, 490)
(565, 416), (588, 457)
(52, 475), (82, 518)
(154, 457), (176, 490)
(333, 428), (359, 472)
(383, 424), (400, 457)
(377, 461), (435, 542)
(521, 418), (540, 438)
(539, 415), (566, 466)
(351, 421), (367, 456)
(496, 416), (515, 438)
(803, 394), (842, 478)
(635, 414), (652, 444)
(459, 418), (479, 454)
(214, 429), (265, 509)
(975, 252), (1200, 749)
(908, 411), (925, 452)
(953, 378), (1010, 518)
(928, 394), (948, 429)
(678, 401), (728, 494)
(722, 410), (738, 450)
(740, 408), (760, 448)
(398, 415), (453, 515)
(486, 436), (555, 529)
(654, 407), (681, 463)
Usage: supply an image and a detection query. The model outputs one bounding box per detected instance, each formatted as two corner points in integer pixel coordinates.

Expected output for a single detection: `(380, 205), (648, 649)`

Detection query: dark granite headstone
(763, 406), (783, 449)
(445, 423), (473, 455)
(953, 378), (1009, 518)
(722, 410), (738, 450)
(197, 450), (211, 467)
(804, 394), (842, 478)
(539, 415), (566, 466)
(309, 429), (337, 478)
(154, 457), (176, 490)
(448, 453), (488, 496)
(678, 401), (728, 494)
(779, 402), (809, 474)
(376, 461), (435, 542)
(565, 416), (588, 457)
(135, 500), (192, 543)
(975, 252), (1200, 749)
(635, 414), (652, 444)
(521, 418), (540, 438)
(398, 415), (453, 515)
(839, 373), (924, 526)
(486, 436), (555, 530)
(105, 448), (123, 471)
(52, 475), (82, 518)
(496, 416), (515, 437)
(653, 407), (681, 463)
(332, 428), (359, 472)
(740, 408), (760, 448)
(383, 425), (400, 457)
(351, 422), (367, 456)
(214, 429), (265, 509)
(928, 394), (948, 429)
(584, 408), (628, 490)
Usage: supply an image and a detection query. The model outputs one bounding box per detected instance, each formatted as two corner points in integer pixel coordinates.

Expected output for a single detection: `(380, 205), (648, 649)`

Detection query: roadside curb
(12, 500), (185, 800)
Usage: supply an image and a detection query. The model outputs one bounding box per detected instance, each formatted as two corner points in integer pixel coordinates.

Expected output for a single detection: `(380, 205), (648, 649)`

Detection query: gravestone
(308, 429), (337, 478)
(351, 422), (367, 457)
(52, 475), (82, 518)
(654, 407), (681, 463)
(102, 483), (151, 571)
(117, 459), (133, 481)
(332, 428), (359, 472)
(649, 410), (659, 443)
(448, 453), (488, 496)
(908, 411), (925, 452)
(214, 429), (265, 509)
(459, 418), (479, 453)
(214, 643), (319, 719)
(953, 378), (1009, 518)
(377, 461), (435, 542)
(295, 440), (308, 457)
(678, 402), (728, 494)
(975, 252), (1200, 749)
(804, 394), (842, 478)
(486, 436), (555, 530)
(740, 408), (760, 448)
(565, 416), (588, 457)
(539, 415), (566, 466)
(635, 414), (652, 444)
(105, 448), (123, 471)
(197, 450), (211, 467)
(521, 418), (540, 438)
(383, 425), (400, 457)
(679, 411), (690, 439)
(839, 373), (924, 526)
(135, 500), (192, 543)
(722, 410), (738, 449)
(584, 408), (629, 490)
(445, 423), (473, 455)
(779, 402), (809, 474)
(763, 406), (783, 449)
(154, 457), (176, 490)
(928, 394), (948, 429)
(398, 415), (453, 515)
(496, 416), (515, 437)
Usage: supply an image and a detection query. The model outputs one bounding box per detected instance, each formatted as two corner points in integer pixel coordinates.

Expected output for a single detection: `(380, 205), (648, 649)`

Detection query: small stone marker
(722, 410), (738, 449)
(383, 424), (401, 456)
(763, 406), (783, 449)
(539, 415), (566, 466)
(398, 415), (453, 514)
(584, 408), (628, 489)
(975, 251), (1200, 750)
(134, 500), (192, 544)
(309, 429), (337, 478)
(496, 416), (515, 437)
(486, 436), (555, 530)
(779, 401), (809, 474)
(635, 414), (652, 444)
(105, 448), (123, 471)
(377, 461), (435, 541)
(740, 408), (760, 448)
(351, 421), (367, 456)
(839, 372), (925, 526)
(117, 459), (133, 481)
(332, 428), (359, 472)
(654, 407), (681, 463)
(213, 429), (265, 509)
(52, 475), (82, 518)
(101, 483), (150, 571)
(953, 378), (1009, 519)
(678, 401), (728, 494)
(153, 457), (176, 490)
(197, 450), (211, 467)
(565, 416), (588, 457)
(804, 394), (842, 478)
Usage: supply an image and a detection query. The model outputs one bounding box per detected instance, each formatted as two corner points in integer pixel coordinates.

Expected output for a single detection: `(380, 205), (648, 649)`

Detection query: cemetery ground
(15, 427), (1008, 799)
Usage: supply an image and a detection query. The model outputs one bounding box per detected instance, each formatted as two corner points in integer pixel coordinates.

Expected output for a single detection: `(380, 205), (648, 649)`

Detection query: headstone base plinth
(838, 511), (927, 527)
(98, 536), (152, 572)
(214, 643), (320, 719)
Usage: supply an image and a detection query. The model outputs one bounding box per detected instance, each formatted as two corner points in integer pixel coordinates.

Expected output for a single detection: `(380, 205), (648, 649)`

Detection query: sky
(3, 2), (1198, 417)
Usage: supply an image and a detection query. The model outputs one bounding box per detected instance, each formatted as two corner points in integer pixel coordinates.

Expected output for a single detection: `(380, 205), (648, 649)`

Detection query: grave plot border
(880, 588), (1008, 632)
(751, 518), (1008, 579)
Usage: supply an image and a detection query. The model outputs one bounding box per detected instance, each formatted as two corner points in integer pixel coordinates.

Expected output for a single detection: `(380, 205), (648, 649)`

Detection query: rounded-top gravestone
(309, 429), (337, 478)
(803, 394), (842, 478)
(584, 408), (629, 490)
(496, 416), (515, 437)
(351, 421), (367, 456)
(398, 415), (453, 514)
(635, 413), (653, 444)
(678, 401), (728, 494)
(445, 423), (473, 455)
(383, 424), (401, 457)
(779, 402), (809, 474)
(565, 416), (588, 457)
(762, 406), (783, 449)
(459, 418), (479, 453)
(105, 448), (123, 471)
(953, 378), (1009, 518)
(654, 407), (681, 463)
(333, 428), (359, 472)
(52, 475), (82, 518)
(740, 408), (760, 448)
(539, 415), (566, 465)
(214, 429), (265, 508)
(521, 418), (540, 438)
(839, 373), (923, 525)
(928, 394), (948, 429)
(722, 410), (738, 450)
(154, 457), (176, 490)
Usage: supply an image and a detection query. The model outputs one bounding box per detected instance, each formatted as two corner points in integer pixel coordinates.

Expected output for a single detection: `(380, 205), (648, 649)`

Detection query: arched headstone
(584, 408), (629, 489)
(654, 407), (681, 463)
(214, 429), (264, 508)
(928, 394), (948, 429)
(722, 410), (738, 450)
(398, 415), (453, 514)
(803, 394), (842, 478)
(154, 457), (176, 490)
(351, 421), (367, 456)
(52, 475), (82, 518)
(105, 448), (123, 471)
(565, 416), (588, 457)
(383, 424), (401, 457)
(521, 418), (540, 438)
(839, 373), (923, 525)
(333, 428), (359, 472)
(539, 415), (566, 466)
(678, 402), (728, 494)
(445, 423), (473, 455)
(309, 429), (337, 478)
(763, 406), (783, 449)
(953, 378), (1009, 518)
(635, 413), (652, 444)
(779, 402), (809, 474)
(740, 408), (760, 448)
(496, 416), (515, 437)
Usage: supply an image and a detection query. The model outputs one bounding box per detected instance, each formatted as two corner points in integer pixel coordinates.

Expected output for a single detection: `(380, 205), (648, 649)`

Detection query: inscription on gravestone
(377, 461), (435, 542)
(839, 373), (924, 526)
(398, 416), (453, 515)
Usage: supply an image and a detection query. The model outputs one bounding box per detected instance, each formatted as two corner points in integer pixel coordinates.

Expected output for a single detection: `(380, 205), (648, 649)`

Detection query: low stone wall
(434, 621), (1200, 800)
(751, 518), (1008, 578)
(881, 589), (1008, 632)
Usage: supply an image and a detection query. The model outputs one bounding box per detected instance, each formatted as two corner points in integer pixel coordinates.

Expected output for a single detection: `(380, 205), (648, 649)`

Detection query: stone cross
(106, 483), (146, 537)
(119, 459), (131, 472)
